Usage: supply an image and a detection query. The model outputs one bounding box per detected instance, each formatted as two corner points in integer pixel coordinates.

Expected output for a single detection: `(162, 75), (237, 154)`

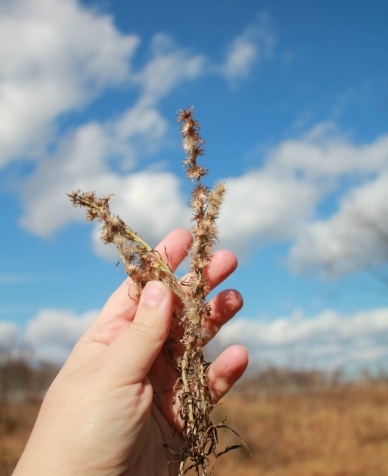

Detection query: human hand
(14, 228), (248, 476)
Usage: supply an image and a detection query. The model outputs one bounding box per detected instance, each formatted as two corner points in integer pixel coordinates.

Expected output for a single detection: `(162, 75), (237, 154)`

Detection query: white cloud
(5, 303), (388, 368)
(0, 321), (21, 349)
(216, 307), (388, 369)
(25, 308), (98, 363)
(113, 104), (168, 164)
(217, 127), (388, 259)
(90, 171), (190, 259)
(268, 123), (388, 178)
(221, 12), (275, 80)
(19, 117), (388, 270)
(4, 0), (386, 282)
(1, 0), (278, 258)
(0, 0), (139, 168)
(18, 114), (189, 247)
(134, 33), (206, 104)
(289, 173), (388, 277)
(255, 124), (388, 277)
(0, 0), (274, 171)
(17, 96), (173, 237)
(217, 170), (320, 254)
(10, 10), (211, 242)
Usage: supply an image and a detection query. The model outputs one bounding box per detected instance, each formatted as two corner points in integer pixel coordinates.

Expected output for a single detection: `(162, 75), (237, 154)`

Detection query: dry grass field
(1, 362), (388, 476)
(209, 384), (388, 476)
(0, 357), (58, 475)
(0, 401), (41, 475)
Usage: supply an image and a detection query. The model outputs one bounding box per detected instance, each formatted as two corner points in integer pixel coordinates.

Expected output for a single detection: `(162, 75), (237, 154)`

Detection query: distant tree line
(0, 348), (59, 403)
(234, 365), (388, 397)
(1, 347), (387, 403)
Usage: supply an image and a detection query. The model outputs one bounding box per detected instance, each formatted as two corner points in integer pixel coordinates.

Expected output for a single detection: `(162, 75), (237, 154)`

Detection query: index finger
(71, 229), (192, 359)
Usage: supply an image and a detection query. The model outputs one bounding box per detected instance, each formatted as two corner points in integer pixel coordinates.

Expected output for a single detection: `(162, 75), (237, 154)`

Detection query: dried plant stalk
(69, 108), (242, 475)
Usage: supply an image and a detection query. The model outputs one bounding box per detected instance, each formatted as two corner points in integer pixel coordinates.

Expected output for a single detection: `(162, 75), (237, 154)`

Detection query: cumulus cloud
(25, 308), (98, 362)
(216, 308), (388, 369)
(220, 12), (275, 80)
(0, 0), (269, 170)
(289, 173), (388, 277)
(16, 100), (190, 254)
(134, 33), (206, 104)
(1, 0), (278, 258)
(8, 6), (208, 243)
(267, 123), (388, 178)
(0, 321), (21, 349)
(21, 149), (323, 260)
(19, 116), (388, 269)
(0, 309), (96, 363)
(18, 108), (173, 237)
(251, 124), (388, 277)
(14, 21), (205, 239)
(217, 170), (320, 254)
(3, 303), (388, 368)
(216, 126), (388, 259)
(0, 0), (139, 167)
(90, 171), (190, 259)
(4, 0), (387, 282)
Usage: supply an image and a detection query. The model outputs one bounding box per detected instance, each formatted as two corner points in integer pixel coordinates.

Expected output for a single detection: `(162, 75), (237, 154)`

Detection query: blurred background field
(2, 357), (388, 476)
(210, 378), (388, 476)
(0, 357), (57, 475)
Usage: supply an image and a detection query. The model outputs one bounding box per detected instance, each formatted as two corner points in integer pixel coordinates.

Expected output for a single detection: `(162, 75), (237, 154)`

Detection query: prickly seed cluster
(68, 190), (181, 299)
(69, 108), (242, 475)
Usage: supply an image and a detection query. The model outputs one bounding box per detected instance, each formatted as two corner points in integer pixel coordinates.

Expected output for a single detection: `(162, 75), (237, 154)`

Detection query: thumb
(102, 281), (173, 385)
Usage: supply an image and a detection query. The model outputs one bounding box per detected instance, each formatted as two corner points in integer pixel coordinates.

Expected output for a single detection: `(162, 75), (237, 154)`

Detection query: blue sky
(1, 0), (388, 371)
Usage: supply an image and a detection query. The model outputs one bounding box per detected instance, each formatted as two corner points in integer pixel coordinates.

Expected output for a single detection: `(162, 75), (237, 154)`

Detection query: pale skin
(14, 228), (248, 476)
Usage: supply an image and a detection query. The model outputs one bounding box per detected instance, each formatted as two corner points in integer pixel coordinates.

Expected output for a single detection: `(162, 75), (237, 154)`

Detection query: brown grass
(0, 356), (58, 476)
(0, 401), (41, 476)
(2, 371), (388, 476)
(208, 384), (388, 476)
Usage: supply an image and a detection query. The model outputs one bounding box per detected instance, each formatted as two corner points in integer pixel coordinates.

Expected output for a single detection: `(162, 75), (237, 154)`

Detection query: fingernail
(142, 281), (166, 305)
